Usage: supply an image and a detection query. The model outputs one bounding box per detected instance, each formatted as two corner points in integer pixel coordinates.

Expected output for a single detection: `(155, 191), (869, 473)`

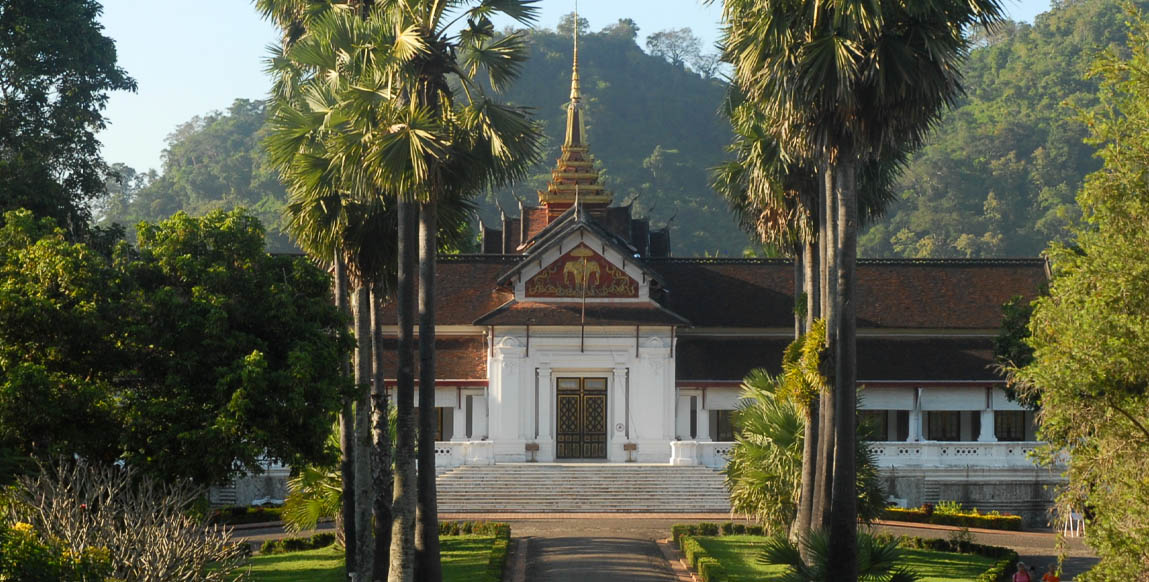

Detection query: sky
(97, 0), (1055, 173)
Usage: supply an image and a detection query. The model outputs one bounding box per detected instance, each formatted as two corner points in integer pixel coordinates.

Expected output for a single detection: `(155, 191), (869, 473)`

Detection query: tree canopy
(0, 208), (351, 485)
(1012, 11), (1149, 580)
(0, 0), (135, 237)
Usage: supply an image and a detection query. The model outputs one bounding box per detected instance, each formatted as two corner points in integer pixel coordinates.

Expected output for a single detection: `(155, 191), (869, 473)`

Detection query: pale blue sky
(97, 0), (1054, 173)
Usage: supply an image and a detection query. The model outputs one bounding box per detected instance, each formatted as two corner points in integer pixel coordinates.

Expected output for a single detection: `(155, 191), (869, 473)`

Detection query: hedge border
(209, 505), (284, 526)
(881, 507), (1023, 531)
(678, 535), (728, 582)
(259, 532), (335, 555)
(673, 525), (1019, 582)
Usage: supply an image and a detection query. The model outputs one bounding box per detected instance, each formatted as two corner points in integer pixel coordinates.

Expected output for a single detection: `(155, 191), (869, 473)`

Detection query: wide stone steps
(436, 463), (732, 513)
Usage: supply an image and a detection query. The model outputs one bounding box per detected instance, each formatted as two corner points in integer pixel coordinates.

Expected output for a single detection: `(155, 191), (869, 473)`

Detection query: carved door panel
(556, 377), (608, 459)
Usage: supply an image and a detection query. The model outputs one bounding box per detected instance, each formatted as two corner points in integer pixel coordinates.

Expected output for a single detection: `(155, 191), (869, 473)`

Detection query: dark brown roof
(676, 335), (1002, 383)
(474, 300), (689, 326)
(857, 337), (999, 382)
(380, 335), (486, 380)
(652, 258), (1047, 329)
(381, 256), (517, 326)
(676, 337), (791, 381)
(654, 260), (794, 328)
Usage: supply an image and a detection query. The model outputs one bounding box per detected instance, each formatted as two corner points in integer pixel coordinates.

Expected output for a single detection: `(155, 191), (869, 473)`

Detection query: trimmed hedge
(438, 521), (513, 581)
(260, 532), (335, 555)
(209, 505), (284, 526)
(679, 535), (727, 582)
(672, 522), (763, 547)
(873, 534), (1019, 582)
(881, 507), (1023, 531)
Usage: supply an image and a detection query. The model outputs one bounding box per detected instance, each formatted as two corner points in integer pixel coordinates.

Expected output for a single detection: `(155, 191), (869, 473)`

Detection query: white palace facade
(370, 42), (1062, 521)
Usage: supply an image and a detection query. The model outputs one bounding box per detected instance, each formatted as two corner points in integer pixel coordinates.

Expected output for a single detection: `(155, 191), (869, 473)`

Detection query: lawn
(694, 535), (996, 582)
(245, 536), (499, 582)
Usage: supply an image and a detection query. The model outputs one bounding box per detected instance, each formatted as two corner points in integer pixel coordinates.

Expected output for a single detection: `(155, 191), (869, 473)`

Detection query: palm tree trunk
(813, 163), (837, 531)
(334, 253), (357, 573)
(371, 282), (393, 581)
(335, 252), (356, 571)
(795, 237), (819, 550)
(389, 199), (418, 582)
(793, 243), (803, 337)
(354, 284), (374, 578)
(827, 158), (859, 581)
(415, 201), (442, 582)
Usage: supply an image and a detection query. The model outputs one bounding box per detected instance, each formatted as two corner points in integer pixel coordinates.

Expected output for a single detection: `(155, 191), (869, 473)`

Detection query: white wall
(486, 326), (676, 463)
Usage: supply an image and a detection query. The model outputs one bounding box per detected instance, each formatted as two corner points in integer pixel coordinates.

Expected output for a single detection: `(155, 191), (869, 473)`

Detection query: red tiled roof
(474, 300), (689, 326)
(380, 256), (516, 326)
(652, 259), (1047, 329)
(379, 335), (486, 380)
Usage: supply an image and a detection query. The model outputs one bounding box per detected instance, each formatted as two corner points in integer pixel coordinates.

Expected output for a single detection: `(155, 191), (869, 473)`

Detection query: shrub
(0, 522), (112, 582)
(698, 522), (719, 536)
(259, 532), (337, 555)
(720, 522), (735, 535)
(732, 523), (746, 534)
(881, 507), (1023, 531)
(935, 500), (964, 515)
(5, 461), (248, 582)
(209, 506), (284, 526)
(746, 525), (764, 536)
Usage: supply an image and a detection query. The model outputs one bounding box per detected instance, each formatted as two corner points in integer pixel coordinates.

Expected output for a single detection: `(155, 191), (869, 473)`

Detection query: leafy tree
(0, 210), (123, 480)
(994, 295), (1038, 408)
(0, 208), (351, 486)
(1011, 13), (1149, 580)
(646, 27), (701, 69)
(0, 0), (136, 237)
(115, 209), (350, 484)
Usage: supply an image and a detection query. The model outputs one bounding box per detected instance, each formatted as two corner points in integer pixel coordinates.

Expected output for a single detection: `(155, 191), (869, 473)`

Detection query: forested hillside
(860, 0), (1148, 257)
(101, 0), (1142, 257)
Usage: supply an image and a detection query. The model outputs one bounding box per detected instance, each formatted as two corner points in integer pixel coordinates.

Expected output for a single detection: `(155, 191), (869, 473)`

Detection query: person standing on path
(1041, 563), (1060, 582)
(1013, 562), (1032, 582)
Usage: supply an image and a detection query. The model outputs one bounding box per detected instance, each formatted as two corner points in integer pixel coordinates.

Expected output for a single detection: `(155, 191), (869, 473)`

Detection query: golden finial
(570, 2), (581, 103)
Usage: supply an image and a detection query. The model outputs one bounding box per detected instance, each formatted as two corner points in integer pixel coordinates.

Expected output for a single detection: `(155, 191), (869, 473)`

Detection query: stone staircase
(436, 463), (732, 513)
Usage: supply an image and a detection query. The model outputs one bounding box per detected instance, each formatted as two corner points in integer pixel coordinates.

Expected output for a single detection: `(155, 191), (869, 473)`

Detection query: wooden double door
(556, 377), (608, 459)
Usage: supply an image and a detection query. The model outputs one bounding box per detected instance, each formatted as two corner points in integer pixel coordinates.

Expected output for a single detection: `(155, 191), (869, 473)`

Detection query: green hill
(103, 1), (1143, 258)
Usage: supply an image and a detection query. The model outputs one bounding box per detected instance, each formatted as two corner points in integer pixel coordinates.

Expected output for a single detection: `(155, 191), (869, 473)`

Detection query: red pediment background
(525, 243), (639, 298)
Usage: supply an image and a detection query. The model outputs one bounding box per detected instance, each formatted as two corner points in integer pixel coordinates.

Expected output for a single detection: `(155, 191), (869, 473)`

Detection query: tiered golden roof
(538, 15), (611, 213)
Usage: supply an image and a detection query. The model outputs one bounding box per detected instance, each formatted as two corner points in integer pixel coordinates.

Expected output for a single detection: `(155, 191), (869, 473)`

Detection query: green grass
(245, 536), (500, 582)
(695, 536), (996, 582)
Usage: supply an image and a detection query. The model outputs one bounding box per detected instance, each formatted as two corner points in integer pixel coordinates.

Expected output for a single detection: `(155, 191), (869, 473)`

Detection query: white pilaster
(537, 366), (552, 441)
(613, 367), (628, 445)
(452, 391), (467, 442)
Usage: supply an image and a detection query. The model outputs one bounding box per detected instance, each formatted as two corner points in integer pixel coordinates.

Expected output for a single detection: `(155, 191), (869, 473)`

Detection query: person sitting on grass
(1013, 562), (1032, 582)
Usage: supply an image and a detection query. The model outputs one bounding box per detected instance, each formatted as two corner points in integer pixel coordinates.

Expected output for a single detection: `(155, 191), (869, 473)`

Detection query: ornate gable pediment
(525, 243), (639, 298)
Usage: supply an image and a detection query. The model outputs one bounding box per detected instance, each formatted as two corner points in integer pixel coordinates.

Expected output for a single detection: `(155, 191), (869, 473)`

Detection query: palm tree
(263, 4), (542, 580)
(714, 0), (1004, 575)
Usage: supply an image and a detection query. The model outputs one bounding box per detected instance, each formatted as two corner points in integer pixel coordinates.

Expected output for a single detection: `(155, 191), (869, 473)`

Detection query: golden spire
(539, 3), (611, 220)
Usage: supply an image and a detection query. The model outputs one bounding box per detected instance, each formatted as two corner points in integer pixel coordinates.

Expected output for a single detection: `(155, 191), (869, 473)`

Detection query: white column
(979, 387), (997, 442)
(613, 367), (628, 443)
(537, 366), (552, 441)
(908, 387), (923, 441)
(697, 391), (712, 442)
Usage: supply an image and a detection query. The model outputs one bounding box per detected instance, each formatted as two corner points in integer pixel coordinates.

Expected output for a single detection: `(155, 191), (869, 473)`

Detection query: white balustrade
(670, 441), (735, 468)
(432, 440), (495, 468)
(866, 441), (1046, 468)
